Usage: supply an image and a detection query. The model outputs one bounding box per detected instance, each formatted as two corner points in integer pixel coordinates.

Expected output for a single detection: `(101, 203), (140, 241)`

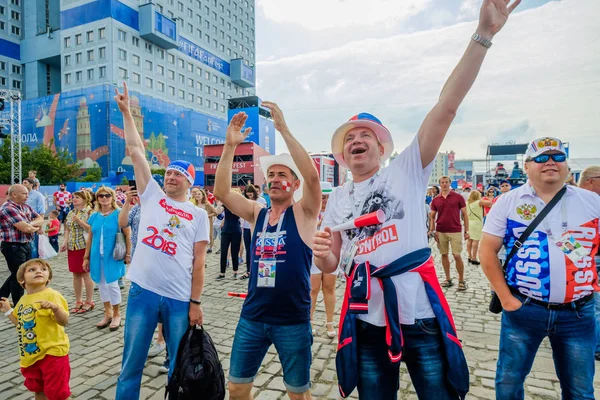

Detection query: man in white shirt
(312, 1), (522, 398)
(480, 139), (599, 399)
(113, 83), (210, 400)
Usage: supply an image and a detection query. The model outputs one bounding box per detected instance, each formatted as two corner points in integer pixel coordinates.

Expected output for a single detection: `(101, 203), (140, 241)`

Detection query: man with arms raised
(113, 83), (209, 400)
(214, 102), (321, 400)
(313, 1), (521, 398)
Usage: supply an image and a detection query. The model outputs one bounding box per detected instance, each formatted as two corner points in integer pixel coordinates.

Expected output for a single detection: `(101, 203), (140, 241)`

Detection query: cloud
(257, 0), (599, 159)
(257, 0), (431, 30)
(458, 0), (481, 21)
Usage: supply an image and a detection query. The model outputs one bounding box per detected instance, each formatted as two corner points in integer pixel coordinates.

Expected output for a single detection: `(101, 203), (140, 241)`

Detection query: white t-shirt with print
(127, 179), (210, 302)
(322, 136), (435, 325)
(483, 183), (600, 303)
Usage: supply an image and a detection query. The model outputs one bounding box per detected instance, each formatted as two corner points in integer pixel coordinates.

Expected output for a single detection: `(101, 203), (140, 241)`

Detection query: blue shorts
(228, 317), (312, 393)
(58, 207), (70, 222)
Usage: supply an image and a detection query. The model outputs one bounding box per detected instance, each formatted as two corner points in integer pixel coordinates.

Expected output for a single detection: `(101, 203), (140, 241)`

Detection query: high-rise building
(429, 152), (449, 186)
(0, 0), (257, 183)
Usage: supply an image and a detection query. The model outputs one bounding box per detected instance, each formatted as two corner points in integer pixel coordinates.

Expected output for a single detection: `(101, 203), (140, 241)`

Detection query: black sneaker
(216, 274), (225, 280)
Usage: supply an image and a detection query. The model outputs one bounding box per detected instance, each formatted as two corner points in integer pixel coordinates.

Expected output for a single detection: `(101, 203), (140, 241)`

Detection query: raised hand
(114, 81), (131, 115)
(478, 0), (521, 38)
(225, 112), (252, 147)
(125, 187), (138, 203)
(262, 101), (289, 133)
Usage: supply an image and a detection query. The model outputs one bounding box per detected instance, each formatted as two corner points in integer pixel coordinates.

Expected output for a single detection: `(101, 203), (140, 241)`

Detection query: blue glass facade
(1, 0), (258, 182)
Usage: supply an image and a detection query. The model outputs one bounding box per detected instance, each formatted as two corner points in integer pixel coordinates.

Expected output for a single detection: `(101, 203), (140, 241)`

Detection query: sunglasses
(96, 193), (112, 199)
(529, 154), (567, 164)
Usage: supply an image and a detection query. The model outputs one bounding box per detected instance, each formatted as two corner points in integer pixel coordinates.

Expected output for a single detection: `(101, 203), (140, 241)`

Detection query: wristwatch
(190, 298), (201, 305)
(471, 33), (492, 48)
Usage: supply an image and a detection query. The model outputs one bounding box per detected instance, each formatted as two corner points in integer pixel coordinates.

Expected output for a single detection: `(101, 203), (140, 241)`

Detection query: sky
(253, 0), (600, 160)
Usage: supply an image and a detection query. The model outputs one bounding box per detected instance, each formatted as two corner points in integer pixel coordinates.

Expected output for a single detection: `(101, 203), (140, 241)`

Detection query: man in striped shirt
(0, 185), (44, 305)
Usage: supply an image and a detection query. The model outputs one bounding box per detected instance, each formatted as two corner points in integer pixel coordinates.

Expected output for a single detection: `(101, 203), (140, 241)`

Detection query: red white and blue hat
(331, 113), (394, 168)
(526, 137), (567, 159)
(166, 160), (196, 186)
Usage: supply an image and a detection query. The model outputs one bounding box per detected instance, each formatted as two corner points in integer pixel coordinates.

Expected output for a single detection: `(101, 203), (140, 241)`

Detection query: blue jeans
(116, 282), (190, 400)
(356, 319), (457, 400)
(31, 233), (39, 259)
(229, 317), (312, 393)
(594, 292), (600, 355)
(496, 294), (595, 400)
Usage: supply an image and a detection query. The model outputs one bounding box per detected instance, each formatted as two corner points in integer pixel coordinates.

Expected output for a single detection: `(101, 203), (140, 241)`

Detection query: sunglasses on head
(529, 154), (567, 164)
(96, 193), (112, 199)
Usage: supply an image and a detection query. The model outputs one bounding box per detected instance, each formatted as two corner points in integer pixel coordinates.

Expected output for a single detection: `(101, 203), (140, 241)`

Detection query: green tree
(80, 167), (102, 182)
(0, 138), (80, 184)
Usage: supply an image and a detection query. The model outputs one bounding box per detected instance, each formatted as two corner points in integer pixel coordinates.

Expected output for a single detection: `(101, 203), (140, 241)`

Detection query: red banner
(205, 162), (255, 174)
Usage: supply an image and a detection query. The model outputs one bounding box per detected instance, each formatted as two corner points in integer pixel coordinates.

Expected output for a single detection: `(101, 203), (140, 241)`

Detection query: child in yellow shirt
(0, 258), (71, 400)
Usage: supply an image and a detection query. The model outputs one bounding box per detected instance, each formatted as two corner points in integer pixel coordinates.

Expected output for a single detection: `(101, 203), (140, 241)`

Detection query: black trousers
(243, 228), (252, 273)
(0, 242), (31, 305)
(220, 231), (241, 274)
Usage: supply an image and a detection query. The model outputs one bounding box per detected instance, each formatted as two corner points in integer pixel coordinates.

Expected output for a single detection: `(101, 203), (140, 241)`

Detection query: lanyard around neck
(259, 208), (285, 258)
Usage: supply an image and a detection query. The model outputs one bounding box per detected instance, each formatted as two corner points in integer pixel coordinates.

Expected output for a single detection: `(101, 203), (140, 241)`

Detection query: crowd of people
(0, 1), (599, 400)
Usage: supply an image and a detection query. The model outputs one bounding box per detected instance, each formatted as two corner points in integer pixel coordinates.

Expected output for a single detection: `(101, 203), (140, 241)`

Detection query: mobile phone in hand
(128, 180), (137, 190)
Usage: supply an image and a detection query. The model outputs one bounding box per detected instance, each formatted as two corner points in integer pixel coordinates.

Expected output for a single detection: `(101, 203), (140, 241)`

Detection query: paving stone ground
(0, 239), (598, 399)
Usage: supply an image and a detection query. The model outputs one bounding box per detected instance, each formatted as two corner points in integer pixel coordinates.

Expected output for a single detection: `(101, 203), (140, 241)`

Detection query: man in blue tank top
(214, 102), (321, 400)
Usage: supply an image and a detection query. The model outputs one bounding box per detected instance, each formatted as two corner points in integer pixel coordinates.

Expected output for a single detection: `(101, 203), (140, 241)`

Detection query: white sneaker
(148, 342), (166, 358)
(158, 359), (169, 374)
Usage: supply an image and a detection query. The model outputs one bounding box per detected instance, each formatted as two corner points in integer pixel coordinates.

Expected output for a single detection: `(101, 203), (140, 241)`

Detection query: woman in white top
(310, 182), (337, 338)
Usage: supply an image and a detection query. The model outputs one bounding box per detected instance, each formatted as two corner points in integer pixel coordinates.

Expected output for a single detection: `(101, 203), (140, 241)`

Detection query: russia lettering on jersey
(485, 184), (600, 304)
(505, 220), (552, 300)
(504, 218), (599, 302)
(254, 231), (287, 256)
(565, 220), (599, 301)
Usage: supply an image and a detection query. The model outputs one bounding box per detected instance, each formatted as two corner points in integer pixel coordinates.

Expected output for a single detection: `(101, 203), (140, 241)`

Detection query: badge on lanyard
(257, 259), (277, 288)
(256, 209), (285, 289)
(339, 235), (360, 276)
(554, 232), (589, 262)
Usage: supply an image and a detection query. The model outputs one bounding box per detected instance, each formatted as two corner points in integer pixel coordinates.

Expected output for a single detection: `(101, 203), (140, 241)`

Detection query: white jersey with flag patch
(483, 183), (600, 303)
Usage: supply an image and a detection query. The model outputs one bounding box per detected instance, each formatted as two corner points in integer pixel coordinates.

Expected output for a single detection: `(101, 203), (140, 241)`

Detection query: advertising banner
(18, 84), (227, 183)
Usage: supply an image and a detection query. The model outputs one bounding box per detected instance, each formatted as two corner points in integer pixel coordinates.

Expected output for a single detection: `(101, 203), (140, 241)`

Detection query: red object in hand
(228, 292), (247, 299)
(331, 210), (386, 232)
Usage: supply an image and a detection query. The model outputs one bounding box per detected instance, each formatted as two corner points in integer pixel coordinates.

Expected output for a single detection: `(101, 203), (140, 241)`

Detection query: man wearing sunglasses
(480, 137), (600, 399)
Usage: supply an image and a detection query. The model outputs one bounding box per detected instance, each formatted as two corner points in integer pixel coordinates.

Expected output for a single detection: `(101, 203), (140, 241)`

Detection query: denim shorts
(229, 317), (313, 393)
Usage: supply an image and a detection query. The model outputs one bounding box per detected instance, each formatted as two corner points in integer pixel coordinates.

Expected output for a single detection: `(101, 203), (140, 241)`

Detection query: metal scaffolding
(0, 89), (22, 184)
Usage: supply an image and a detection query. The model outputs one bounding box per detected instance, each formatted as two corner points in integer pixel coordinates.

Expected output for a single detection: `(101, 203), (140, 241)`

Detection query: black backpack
(165, 326), (225, 400)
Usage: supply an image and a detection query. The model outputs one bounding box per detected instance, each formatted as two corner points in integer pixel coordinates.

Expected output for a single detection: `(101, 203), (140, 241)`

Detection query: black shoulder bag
(489, 186), (567, 314)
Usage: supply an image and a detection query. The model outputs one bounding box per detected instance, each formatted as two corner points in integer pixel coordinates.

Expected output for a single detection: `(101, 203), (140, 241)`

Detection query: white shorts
(310, 263), (340, 276)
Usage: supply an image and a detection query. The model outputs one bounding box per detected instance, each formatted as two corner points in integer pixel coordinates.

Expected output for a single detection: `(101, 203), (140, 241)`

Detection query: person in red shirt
(428, 176), (469, 290)
(45, 210), (61, 252)
(53, 183), (72, 227)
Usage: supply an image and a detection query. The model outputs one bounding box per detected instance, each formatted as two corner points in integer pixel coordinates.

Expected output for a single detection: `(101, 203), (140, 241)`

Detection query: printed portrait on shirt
(346, 183), (405, 239)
